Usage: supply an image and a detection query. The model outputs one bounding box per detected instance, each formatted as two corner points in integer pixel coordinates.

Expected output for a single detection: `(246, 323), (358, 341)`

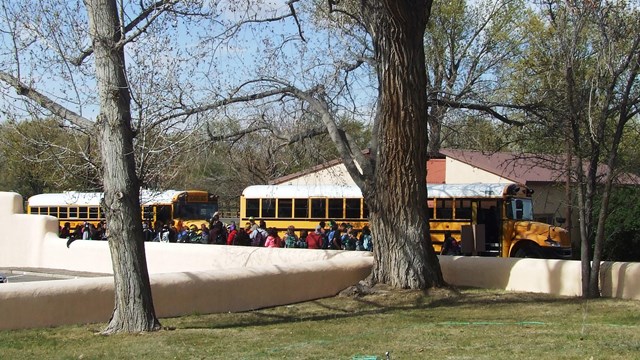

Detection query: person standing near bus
(284, 226), (298, 248)
(264, 228), (281, 248)
(142, 221), (155, 242)
(249, 217), (258, 232)
(59, 222), (71, 239)
(306, 226), (324, 249)
(209, 214), (226, 244)
(441, 231), (461, 255)
(226, 222), (237, 245)
(233, 224), (252, 246)
(82, 222), (91, 240)
(326, 221), (341, 250)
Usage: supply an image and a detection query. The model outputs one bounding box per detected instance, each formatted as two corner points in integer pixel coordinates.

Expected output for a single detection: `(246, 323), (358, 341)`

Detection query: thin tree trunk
(365, 0), (444, 289)
(85, 0), (161, 333)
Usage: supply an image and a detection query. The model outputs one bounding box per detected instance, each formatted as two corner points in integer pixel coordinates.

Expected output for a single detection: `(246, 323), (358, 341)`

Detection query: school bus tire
(512, 242), (543, 258)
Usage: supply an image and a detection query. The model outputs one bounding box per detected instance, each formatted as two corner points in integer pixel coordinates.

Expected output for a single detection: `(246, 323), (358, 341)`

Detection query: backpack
(252, 229), (267, 247)
(284, 235), (297, 248)
(324, 230), (335, 249)
(362, 234), (372, 251)
(160, 229), (170, 243)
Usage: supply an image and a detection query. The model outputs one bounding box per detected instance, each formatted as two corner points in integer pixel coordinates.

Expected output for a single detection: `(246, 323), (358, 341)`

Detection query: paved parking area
(4, 273), (67, 283)
(0, 268), (109, 283)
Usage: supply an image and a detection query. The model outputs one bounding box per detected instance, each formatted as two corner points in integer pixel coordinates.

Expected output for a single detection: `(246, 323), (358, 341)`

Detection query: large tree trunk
(364, 1), (444, 289)
(85, 0), (161, 333)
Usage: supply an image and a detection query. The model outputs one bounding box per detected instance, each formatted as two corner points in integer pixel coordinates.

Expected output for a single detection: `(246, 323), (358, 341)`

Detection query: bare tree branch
(149, 84), (296, 131)
(0, 71), (94, 129)
(71, 0), (196, 66)
(428, 98), (529, 126)
(287, 0), (306, 42)
(206, 124), (271, 142)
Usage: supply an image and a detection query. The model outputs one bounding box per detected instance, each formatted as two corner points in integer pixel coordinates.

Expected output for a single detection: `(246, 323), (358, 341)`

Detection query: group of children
(242, 219), (373, 251)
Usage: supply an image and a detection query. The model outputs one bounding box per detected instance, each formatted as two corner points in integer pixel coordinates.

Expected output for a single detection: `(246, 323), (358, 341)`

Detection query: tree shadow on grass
(175, 285), (584, 330)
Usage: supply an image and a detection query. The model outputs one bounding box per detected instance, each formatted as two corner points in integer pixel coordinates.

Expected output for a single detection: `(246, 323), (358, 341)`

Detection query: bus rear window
(435, 199), (453, 219)
(455, 200), (472, 219)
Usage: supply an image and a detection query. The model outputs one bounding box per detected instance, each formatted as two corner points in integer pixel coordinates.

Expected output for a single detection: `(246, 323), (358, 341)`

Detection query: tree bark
(84, 0), (161, 333)
(363, 1), (444, 289)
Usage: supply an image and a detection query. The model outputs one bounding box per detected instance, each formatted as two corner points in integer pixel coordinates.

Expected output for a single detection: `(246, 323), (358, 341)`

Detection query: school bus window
(69, 207), (78, 218)
(436, 199), (453, 219)
(155, 205), (172, 224)
(363, 202), (369, 218)
(294, 199), (308, 218)
(245, 199), (260, 218)
(455, 199), (472, 219)
(328, 198), (343, 219)
(310, 198), (325, 218)
(142, 206), (154, 220)
(79, 206), (88, 219)
(261, 199), (275, 218)
(345, 199), (361, 219)
(277, 198), (292, 218)
(59, 208), (68, 218)
(427, 200), (434, 219)
(89, 206), (99, 219)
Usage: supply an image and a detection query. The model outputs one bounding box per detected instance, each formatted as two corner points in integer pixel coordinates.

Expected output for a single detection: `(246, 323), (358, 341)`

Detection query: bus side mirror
(555, 217), (566, 225)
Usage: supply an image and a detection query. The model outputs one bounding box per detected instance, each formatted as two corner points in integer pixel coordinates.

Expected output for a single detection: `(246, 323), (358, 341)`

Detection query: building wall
(278, 164), (355, 186)
(444, 158), (513, 184)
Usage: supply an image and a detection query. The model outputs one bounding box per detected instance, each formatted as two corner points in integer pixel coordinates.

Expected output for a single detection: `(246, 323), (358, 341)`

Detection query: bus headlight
(544, 239), (560, 247)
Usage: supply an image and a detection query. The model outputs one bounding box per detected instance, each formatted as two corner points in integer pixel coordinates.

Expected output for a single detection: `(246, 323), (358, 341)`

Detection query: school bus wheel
(512, 241), (543, 258)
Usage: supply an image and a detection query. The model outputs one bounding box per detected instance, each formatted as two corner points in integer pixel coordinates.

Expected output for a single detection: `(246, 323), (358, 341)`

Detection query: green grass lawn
(1, 287), (639, 359)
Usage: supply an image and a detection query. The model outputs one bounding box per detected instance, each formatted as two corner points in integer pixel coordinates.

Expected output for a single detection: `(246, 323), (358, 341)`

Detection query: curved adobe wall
(0, 192), (374, 330)
(1, 191), (640, 331)
(0, 257), (372, 330)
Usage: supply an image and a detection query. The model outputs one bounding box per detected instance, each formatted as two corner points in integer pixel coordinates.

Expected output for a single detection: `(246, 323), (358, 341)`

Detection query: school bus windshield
(174, 203), (218, 220)
(507, 198), (534, 220)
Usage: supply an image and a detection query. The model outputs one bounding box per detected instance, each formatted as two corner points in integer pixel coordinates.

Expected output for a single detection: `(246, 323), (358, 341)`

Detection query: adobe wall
(0, 192), (372, 274)
(439, 256), (640, 300)
(0, 257), (373, 330)
(1, 192), (639, 331)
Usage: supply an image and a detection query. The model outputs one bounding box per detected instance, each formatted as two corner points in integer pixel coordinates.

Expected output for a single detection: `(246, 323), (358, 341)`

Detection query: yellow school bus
(239, 183), (571, 258)
(27, 189), (218, 232)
